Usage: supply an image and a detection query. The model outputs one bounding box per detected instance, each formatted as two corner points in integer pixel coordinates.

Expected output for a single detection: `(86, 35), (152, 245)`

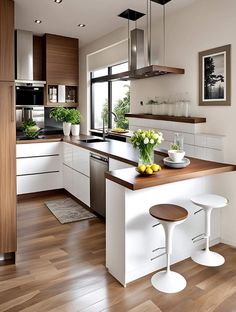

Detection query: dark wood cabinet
(0, 81), (16, 254)
(33, 36), (45, 81)
(0, 0), (14, 81)
(45, 34), (79, 86)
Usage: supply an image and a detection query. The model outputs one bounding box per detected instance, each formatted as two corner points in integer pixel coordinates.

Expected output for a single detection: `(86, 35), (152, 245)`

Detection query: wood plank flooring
(0, 193), (236, 311)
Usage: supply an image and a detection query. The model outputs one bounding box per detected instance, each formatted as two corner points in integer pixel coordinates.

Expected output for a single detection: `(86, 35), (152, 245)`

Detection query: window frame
(90, 62), (128, 130)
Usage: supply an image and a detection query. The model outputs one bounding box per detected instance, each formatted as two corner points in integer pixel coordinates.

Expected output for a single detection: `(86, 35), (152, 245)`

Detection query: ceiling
(15, 0), (197, 47)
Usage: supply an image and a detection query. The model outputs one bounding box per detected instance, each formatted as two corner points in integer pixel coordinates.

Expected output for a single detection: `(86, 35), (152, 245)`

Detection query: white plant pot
(63, 122), (71, 136)
(71, 124), (80, 136)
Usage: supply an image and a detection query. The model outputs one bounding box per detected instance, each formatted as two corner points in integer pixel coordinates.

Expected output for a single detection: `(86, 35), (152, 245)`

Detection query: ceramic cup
(168, 150), (185, 163)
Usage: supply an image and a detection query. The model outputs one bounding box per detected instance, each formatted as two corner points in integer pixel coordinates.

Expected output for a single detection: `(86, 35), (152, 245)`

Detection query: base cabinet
(16, 142), (63, 195)
(63, 164), (90, 207)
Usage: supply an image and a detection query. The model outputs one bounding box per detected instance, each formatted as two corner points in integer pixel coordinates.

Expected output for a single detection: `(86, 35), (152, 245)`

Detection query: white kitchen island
(105, 156), (236, 287)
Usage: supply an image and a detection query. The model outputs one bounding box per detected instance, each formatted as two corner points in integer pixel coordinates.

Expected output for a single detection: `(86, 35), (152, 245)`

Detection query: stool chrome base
(191, 249), (225, 267)
(151, 270), (187, 294)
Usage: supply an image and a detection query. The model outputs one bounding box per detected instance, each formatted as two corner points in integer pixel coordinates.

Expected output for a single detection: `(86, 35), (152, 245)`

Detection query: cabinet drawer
(73, 170), (90, 207)
(63, 142), (73, 168)
(63, 164), (74, 195)
(17, 155), (60, 175)
(72, 145), (90, 177)
(17, 142), (61, 158)
(17, 172), (63, 195)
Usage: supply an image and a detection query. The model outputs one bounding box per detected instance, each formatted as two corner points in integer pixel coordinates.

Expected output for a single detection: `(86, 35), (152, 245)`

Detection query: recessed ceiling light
(54, 0), (62, 3)
(34, 19), (42, 24)
(78, 24), (86, 28)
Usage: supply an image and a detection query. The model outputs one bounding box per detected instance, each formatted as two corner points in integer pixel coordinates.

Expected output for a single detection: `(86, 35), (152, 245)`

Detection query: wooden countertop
(105, 156), (236, 191)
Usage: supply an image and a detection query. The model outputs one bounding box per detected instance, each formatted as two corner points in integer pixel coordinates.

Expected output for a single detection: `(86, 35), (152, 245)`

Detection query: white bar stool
(149, 204), (188, 294)
(191, 194), (228, 267)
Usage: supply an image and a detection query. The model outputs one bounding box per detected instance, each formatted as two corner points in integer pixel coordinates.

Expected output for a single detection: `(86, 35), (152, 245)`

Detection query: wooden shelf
(45, 102), (78, 108)
(125, 113), (206, 124)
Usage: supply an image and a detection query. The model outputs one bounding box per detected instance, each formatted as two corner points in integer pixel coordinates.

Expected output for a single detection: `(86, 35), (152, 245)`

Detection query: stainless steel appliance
(16, 84), (44, 106)
(90, 153), (109, 218)
(16, 106), (44, 129)
(15, 30), (46, 84)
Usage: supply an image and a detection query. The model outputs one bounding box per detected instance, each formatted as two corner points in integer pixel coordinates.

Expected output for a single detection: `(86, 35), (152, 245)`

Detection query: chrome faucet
(102, 111), (118, 141)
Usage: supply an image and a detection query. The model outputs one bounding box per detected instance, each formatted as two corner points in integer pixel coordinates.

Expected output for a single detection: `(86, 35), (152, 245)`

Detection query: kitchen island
(105, 155), (236, 287)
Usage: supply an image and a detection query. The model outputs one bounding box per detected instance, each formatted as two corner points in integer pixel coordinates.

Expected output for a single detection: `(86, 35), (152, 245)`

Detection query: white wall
(79, 27), (127, 134)
(79, 0), (236, 245)
(131, 0), (236, 163)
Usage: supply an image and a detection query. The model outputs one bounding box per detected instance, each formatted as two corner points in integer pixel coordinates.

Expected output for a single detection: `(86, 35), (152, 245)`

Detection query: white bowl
(168, 150), (185, 163)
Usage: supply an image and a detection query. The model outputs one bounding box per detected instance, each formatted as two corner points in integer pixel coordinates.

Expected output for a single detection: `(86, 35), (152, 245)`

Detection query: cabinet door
(63, 164), (74, 195)
(73, 170), (90, 207)
(0, 0), (14, 82)
(0, 81), (16, 252)
(45, 34), (79, 86)
(63, 142), (73, 168)
(72, 146), (90, 177)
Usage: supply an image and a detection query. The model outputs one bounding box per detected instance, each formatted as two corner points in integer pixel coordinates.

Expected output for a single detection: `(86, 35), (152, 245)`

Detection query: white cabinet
(62, 142), (90, 207)
(73, 170), (90, 207)
(72, 145), (90, 177)
(109, 158), (134, 171)
(17, 142), (60, 158)
(16, 142), (63, 195)
(17, 155), (60, 175)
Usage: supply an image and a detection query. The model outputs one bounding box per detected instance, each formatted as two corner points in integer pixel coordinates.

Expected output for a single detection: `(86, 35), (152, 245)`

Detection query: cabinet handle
(10, 85), (15, 122)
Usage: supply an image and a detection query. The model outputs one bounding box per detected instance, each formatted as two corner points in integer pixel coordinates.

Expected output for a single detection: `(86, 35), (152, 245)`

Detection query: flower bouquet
(131, 129), (164, 166)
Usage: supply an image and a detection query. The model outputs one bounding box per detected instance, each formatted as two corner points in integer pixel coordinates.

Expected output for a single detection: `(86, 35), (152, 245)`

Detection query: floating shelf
(125, 114), (206, 124)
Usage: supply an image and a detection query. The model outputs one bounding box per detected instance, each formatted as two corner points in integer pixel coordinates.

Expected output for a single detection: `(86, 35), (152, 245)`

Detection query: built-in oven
(16, 83), (44, 106)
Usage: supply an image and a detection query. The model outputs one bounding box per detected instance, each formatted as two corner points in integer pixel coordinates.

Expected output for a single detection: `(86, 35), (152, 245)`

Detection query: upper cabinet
(45, 34), (79, 86)
(0, 0), (14, 82)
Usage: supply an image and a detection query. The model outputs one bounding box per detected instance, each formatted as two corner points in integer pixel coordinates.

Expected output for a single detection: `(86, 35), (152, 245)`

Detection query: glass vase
(138, 148), (154, 166)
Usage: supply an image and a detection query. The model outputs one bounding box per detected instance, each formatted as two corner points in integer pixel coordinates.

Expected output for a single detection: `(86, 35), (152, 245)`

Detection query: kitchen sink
(79, 138), (108, 143)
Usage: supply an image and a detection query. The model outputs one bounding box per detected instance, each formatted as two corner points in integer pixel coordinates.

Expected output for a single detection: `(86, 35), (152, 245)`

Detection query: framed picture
(199, 44), (231, 106)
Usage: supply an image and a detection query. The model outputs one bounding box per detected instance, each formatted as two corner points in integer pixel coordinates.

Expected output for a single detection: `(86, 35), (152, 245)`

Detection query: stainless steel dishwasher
(90, 153), (109, 218)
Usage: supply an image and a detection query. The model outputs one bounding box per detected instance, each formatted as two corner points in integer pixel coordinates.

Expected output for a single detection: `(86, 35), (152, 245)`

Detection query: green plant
(23, 126), (40, 139)
(20, 119), (37, 131)
(113, 86), (130, 129)
(68, 109), (81, 125)
(171, 143), (179, 150)
(50, 107), (70, 122)
(20, 120), (40, 139)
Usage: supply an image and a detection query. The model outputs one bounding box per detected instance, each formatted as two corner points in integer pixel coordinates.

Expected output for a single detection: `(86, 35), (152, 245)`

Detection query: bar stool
(191, 194), (228, 267)
(149, 204), (188, 293)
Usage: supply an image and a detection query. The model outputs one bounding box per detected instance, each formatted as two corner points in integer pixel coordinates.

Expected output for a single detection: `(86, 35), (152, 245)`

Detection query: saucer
(163, 157), (190, 169)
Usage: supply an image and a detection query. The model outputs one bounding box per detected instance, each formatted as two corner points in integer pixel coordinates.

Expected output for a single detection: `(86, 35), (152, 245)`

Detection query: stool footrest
(152, 246), (166, 253)
(152, 223), (161, 228)
(192, 233), (206, 243)
(194, 208), (204, 215)
(151, 252), (166, 261)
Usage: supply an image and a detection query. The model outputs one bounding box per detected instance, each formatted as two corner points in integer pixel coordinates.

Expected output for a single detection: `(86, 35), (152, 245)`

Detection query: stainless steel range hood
(92, 1), (184, 83)
(15, 30), (46, 86)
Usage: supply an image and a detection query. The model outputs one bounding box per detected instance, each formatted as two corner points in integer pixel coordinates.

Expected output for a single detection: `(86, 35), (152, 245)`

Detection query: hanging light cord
(163, 4), (166, 65)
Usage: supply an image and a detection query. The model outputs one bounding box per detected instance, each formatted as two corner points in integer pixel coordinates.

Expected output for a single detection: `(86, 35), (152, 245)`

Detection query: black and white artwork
(199, 45), (231, 106)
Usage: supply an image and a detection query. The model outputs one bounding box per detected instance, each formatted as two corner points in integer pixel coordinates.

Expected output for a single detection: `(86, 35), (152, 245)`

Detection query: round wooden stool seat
(149, 204), (188, 222)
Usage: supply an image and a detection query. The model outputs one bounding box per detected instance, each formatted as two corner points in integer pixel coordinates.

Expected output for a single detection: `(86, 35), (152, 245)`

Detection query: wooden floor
(0, 193), (236, 312)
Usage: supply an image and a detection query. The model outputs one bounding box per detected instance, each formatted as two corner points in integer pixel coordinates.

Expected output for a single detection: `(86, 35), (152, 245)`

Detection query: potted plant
(20, 120), (40, 139)
(49, 107), (71, 136)
(131, 129), (164, 165)
(68, 109), (81, 136)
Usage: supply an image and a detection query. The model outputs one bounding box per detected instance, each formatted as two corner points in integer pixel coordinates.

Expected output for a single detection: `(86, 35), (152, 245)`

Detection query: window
(91, 63), (130, 130)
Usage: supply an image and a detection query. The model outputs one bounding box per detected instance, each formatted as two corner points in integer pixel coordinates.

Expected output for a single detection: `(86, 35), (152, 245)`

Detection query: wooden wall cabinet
(45, 34), (79, 86)
(0, 0), (16, 262)
(0, 0), (14, 81)
(0, 81), (16, 254)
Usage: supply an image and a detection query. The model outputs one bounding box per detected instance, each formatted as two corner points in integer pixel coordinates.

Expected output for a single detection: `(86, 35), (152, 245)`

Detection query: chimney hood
(15, 30), (46, 86)
(92, 1), (184, 83)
